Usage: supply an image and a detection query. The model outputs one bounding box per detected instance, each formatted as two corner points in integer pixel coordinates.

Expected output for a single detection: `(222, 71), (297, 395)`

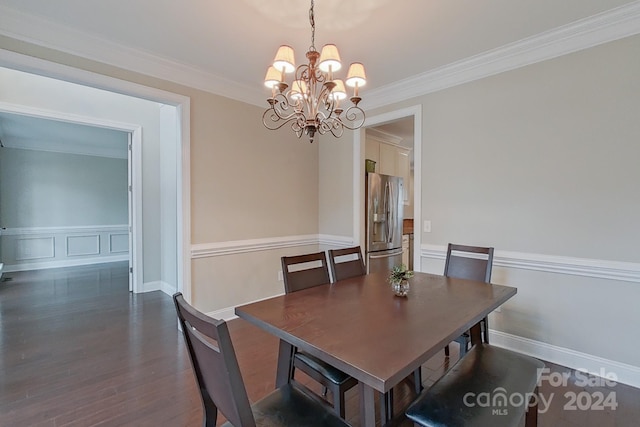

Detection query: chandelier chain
(309, 0), (316, 51)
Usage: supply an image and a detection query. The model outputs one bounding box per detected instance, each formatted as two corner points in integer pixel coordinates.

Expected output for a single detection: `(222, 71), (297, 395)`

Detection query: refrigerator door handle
(388, 182), (394, 243)
(369, 249), (404, 259)
(384, 181), (390, 241)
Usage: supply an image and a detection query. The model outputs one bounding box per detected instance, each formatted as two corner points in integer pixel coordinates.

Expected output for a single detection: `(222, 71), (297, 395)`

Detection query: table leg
(359, 382), (377, 427)
(275, 340), (295, 388)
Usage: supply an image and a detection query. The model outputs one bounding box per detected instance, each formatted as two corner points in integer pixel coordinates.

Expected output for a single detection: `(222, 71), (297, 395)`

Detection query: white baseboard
(2, 255), (128, 273)
(490, 330), (640, 389)
(142, 280), (176, 296)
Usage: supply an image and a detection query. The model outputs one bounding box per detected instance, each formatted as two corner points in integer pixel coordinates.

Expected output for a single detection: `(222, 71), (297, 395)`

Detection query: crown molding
(365, 127), (404, 147)
(0, 5), (262, 107)
(1, 3), (639, 110)
(365, 1), (640, 109)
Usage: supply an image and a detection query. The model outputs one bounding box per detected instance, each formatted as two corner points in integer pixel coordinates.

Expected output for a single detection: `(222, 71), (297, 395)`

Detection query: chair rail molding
(421, 244), (640, 283)
(191, 234), (354, 259)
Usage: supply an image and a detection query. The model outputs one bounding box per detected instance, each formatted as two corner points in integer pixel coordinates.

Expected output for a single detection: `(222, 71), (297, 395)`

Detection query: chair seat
(221, 383), (350, 427)
(294, 352), (353, 386)
(406, 344), (544, 427)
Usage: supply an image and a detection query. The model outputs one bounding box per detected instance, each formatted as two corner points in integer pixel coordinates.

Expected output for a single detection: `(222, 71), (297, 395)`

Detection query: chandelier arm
(338, 105), (366, 130)
(263, 106), (305, 131)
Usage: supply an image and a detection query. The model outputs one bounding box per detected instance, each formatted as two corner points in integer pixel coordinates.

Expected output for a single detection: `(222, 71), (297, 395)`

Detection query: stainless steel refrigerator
(365, 172), (404, 274)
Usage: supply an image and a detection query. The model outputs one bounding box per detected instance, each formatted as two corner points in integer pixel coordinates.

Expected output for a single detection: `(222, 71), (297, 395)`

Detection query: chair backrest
(173, 292), (256, 427)
(443, 243), (494, 283)
(328, 246), (366, 282)
(281, 252), (331, 294)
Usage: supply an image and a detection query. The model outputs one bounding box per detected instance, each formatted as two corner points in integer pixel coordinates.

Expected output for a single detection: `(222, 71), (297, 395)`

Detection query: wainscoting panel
(109, 233), (129, 253)
(15, 237), (55, 261)
(1, 225), (129, 272)
(67, 235), (100, 257)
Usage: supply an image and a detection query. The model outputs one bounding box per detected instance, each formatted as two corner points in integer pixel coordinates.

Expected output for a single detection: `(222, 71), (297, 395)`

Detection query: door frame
(0, 48), (192, 301)
(353, 105), (422, 271)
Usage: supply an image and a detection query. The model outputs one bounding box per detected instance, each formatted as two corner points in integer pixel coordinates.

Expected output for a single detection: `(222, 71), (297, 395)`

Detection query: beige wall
(0, 35), (319, 313)
(322, 34), (640, 368)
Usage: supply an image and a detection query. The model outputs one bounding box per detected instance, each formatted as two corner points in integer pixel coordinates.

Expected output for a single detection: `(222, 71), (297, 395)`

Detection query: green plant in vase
(388, 264), (413, 297)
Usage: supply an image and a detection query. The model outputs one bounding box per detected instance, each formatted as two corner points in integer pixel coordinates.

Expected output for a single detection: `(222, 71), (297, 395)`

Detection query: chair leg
(413, 367), (423, 394)
(381, 389), (393, 422)
(482, 316), (490, 343)
(202, 391), (218, 427)
(525, 386), (539, 427)
(329, 384), (346, 418)
(444, 344), (450, 357)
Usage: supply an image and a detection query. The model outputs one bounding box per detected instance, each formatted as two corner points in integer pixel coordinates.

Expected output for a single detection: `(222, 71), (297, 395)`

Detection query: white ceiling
(0, 111), (128, 158)
(0, 1), (638, 150)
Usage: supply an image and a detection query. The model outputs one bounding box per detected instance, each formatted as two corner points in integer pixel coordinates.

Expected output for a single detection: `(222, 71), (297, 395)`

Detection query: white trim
(142, 280), (176, 296)
(355, 105), (423, 272)
(191, 235), (320, 259)
(1, 225), (128, 236)
(1, 3), (639, 110)
(0, 5), (259, 107)
(207, 291), (287, 321)
(318, 234), (354, 247)
(365, 1), (640, 109)
(489, 330), (640, 389)
(421, 244), (640, 283)
(2, 254), (128, 273)
(0, 48), (191, 302)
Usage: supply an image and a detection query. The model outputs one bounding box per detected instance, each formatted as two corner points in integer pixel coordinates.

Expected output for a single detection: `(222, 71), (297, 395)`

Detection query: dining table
(235, 271), (517, 426)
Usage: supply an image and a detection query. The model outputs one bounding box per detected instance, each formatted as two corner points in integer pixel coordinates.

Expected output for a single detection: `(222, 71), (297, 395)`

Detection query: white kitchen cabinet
(365, 138), (380, 171)
(379, 142), (397, 176)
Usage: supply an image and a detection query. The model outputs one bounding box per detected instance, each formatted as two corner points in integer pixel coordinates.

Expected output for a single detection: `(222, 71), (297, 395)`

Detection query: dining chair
(173, 292), (350, 427)
(443, 243), (494, 358)
(281, 252), (358, 418)
(327, 246), (366, 282)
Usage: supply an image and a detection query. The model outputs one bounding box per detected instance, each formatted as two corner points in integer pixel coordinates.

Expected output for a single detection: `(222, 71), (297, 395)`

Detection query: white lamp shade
(264, 66), (281, 89)
(330, 79), (347, 100)
(346, 62), (367, 87)
(318, 44), (342, 73)
(290, 79), (308, 100)
(273, 45), (295, 73)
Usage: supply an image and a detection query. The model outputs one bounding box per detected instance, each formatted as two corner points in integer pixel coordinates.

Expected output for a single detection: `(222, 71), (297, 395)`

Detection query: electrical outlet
(277, 270), (283, 281)
(424, 220), (431, 233)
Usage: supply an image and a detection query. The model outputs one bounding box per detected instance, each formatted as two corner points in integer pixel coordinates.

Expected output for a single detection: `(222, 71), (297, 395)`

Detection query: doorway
(353, 105), (422, 272)
(0, 49), (191, 299)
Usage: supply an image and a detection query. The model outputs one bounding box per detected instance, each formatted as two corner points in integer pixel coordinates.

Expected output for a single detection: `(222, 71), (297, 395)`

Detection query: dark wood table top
(235, 271), (516, 393)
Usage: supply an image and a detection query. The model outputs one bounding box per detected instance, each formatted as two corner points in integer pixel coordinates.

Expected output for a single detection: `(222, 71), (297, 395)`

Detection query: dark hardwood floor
(1, 263), (637, 426)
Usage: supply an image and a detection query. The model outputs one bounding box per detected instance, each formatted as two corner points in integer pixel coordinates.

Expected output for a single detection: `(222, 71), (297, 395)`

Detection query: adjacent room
(0, 1), (638, 426)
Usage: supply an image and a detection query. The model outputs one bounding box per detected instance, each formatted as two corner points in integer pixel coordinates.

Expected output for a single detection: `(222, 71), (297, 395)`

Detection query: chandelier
(262, 0), (367, 143)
